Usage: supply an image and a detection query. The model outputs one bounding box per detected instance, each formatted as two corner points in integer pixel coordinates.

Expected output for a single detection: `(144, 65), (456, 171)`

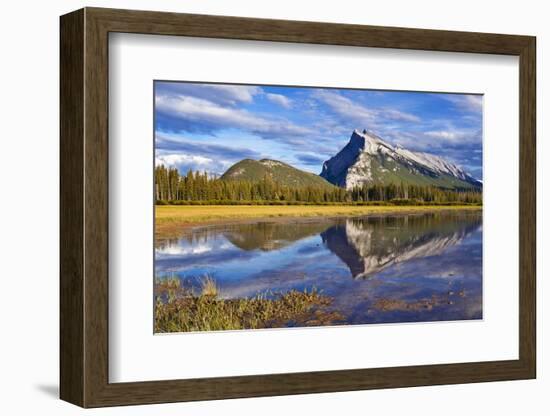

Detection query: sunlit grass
(156, 204), (482, 226)
(199, 275), (219, 297)
(154, 276), (344, 332)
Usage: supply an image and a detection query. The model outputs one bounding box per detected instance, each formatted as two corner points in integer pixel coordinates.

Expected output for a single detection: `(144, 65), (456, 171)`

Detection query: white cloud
(208, 84), (261, 104)
(266, 93), (293, 109)
(424, 130), (463, 141)
(383, 108), (421, 123)
(314, 90), (377, 124)
(155, 153), (232, 176)
(156, 94), (312, 139)
(312, 90), (420, 128)
(155, 153), (212, 167)
(441, 94), (483, 113)
(157, 83), (262, 106)
(156, 95), (260, 127)
(424, 128), (480, 144)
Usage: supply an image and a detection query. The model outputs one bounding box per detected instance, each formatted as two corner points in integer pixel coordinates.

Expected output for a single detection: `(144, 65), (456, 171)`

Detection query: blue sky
(155, 81), (483, 180)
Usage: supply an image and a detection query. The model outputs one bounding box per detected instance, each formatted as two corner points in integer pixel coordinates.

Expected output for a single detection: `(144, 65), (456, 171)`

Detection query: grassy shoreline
(155, 276), (343, 332)
(156, 204), (481, 237)
(156, 204), (481, 223)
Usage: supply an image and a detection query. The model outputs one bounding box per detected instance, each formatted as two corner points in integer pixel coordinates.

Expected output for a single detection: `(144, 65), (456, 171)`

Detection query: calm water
(155, 210), (482, 326)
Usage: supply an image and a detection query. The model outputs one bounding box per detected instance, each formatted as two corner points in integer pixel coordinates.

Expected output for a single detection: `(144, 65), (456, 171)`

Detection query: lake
(155, 210), (482, 328)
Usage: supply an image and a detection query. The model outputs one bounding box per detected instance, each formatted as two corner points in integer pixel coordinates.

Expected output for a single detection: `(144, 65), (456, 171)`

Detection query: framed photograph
(60, 7), (536, 407)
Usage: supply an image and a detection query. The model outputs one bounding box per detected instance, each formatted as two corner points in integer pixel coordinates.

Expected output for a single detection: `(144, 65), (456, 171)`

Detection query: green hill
(221, 159), (336, 189)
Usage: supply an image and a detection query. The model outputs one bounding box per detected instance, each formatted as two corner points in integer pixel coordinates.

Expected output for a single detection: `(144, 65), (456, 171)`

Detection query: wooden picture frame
(60, 7), (536, 408)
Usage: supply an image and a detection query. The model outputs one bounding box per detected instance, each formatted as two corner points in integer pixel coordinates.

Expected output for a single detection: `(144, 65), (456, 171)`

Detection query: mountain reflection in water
(322, 214), (481, 279)
(155, 210), (482, 325)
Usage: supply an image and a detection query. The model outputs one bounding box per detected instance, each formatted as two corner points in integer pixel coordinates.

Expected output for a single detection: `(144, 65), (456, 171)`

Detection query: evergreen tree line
(155, 165), (482, 205)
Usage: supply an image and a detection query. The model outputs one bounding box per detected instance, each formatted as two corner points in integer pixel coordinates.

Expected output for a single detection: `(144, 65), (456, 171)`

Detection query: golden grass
(154, 276), (344, 332)
(156, 204), (481, 226)
(199, 275), (219, 297)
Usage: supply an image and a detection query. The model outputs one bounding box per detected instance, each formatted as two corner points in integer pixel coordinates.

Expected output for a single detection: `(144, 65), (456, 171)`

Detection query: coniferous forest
(155, 165), (482, 205)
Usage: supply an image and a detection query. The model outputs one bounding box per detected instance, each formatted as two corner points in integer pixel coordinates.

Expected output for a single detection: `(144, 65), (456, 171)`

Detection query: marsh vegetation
(155, 276), (344, 333)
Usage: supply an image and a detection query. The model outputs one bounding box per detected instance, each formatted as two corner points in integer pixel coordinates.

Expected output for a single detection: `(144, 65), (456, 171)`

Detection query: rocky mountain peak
(320, 130), (480, 190)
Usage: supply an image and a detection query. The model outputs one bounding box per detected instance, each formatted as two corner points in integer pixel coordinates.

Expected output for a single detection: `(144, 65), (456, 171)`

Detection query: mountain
(221, 158), (336, 189)
(320, 129), (481, 190)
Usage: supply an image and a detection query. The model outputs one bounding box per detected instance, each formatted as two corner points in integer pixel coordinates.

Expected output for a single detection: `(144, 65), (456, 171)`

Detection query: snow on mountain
(320, 129), (481, 190)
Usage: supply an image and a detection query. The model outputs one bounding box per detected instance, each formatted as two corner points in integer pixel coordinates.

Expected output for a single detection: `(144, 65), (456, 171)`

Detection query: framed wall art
(60, 7), (536, 407)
